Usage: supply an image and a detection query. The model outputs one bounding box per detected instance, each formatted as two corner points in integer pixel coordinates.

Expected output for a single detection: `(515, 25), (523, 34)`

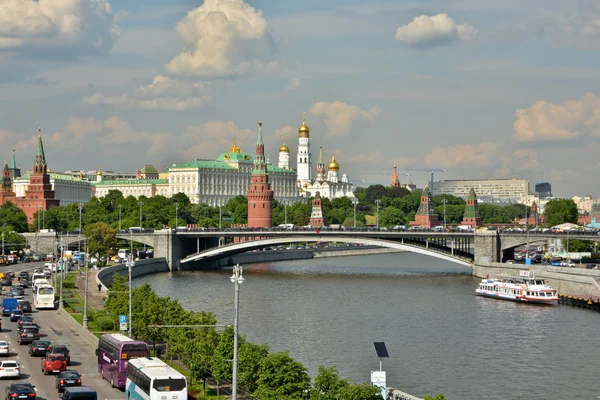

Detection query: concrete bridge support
(474, 231), (501, 265)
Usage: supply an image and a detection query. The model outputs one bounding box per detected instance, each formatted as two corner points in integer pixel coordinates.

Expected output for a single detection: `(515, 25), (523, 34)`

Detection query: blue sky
(1, 0), (599, 196)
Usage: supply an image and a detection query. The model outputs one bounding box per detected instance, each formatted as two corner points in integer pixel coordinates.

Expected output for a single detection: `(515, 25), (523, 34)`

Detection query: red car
(41, 354), (67, 375)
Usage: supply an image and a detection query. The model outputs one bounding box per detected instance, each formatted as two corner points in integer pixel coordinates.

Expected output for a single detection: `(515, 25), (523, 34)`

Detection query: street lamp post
(36, 206), (40, 254)
(442, 199), (447, 230)
(219, 204), (222, 230)
(78, 203), (83, 253)
(59, 237), (64, 310)
(83, 240), (89, 330)
(353, 198), (358, 229)
(1, 232), (4, 256)
(230, 264), (245, 400)
(118, 205), (123, 231)
(284, 202), (287, 225)
(375, 199), (380, 229)
(175, 203), (179, 229)
(139, 202), (144, 231)
(126, 254), (135, 338)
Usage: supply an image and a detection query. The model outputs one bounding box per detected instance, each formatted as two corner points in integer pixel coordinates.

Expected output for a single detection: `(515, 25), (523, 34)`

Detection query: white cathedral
(277, 114), (355, 200)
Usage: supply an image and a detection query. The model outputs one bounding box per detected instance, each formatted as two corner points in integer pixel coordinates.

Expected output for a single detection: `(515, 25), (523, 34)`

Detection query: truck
(2, 298), (18, 316)
(0, 256), (8, 266)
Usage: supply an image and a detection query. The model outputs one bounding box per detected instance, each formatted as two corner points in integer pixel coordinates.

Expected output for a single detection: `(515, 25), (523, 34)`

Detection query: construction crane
(402, 169), (448, 195)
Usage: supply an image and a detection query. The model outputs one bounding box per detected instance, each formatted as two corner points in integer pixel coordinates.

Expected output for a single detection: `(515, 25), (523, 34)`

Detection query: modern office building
(433, 179), (530, 200)
(535, 182), (552, 199)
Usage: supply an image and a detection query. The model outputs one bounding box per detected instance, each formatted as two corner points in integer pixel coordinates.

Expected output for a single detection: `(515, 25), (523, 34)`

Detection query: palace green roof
(170, 158), (294, 174)
(216, 151), (253, 163)
(140, 165), (158, 174)
(16, 172), (90, 182)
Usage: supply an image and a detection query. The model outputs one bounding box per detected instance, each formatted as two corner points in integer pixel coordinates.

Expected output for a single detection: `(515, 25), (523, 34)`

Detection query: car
(18, 327), (40, 345)
(9, 287), (24, 297)
(16, 273), (28, 282)
(16, 301), (31, 313)
(0, 360), (20, 379)
(16, 315), (33, 328)
(0, 341), (8, 356)
(28, 341), (51, 357)
(18, 322), (39, 333)
(0, 278), (11, 287)
(47, 345), (70, 365)
(9, 310), (23, 322)
(41, 354), (67, 375)
(55, 370), (81, 393)
(4, 383), (35, 399)
(60, 387), (97, 400)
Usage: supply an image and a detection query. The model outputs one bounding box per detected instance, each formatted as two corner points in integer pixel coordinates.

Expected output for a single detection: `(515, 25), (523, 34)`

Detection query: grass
(365, 215), (377, 225)
(60, 271), (101, 333)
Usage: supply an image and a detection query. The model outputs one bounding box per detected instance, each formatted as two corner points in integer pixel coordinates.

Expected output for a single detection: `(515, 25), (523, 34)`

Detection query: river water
(134, 253), (599, 400)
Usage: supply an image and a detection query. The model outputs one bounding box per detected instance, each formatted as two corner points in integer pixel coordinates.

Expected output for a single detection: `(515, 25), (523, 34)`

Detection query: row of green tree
(102, 274), (384, 399)
(0, 186), (582, 235)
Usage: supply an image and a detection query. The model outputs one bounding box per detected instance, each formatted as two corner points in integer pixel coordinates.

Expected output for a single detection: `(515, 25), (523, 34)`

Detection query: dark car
(4, 383), (36, 400)
(28, 340), (51, 357)
(17, 301), (32, 313)
(18, 327), (40, 345)
(10, 287), (24, 297)
(48, 345), (70, 365)
(17, 272), (28, 282)
(4, 272), (14, 280)
(18, 322), (39, 333)
(55, 370), (81, 393)
(17, 315), (33, 328)
(0, 278), (11, 287)
(17, 280), (29, 289)
(9, 310), (23, 322)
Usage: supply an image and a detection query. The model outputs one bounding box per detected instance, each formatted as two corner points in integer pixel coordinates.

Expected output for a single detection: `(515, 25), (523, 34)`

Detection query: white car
(0, 360), (20, 378)
(0, 341), (8, 356)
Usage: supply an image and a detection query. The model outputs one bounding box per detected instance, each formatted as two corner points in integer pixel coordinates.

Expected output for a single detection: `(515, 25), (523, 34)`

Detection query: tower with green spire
(409, 185), (440, 228)
(247, 122), (273, 228)
(9, 149), (20, 179)
(461, 188), (481, 228)
(0, 162), (16, 204)
(316, 146), (325, 181)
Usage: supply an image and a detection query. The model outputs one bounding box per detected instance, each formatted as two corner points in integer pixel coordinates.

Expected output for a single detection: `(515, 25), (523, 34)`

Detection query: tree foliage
(0, 201), (28, 232)
(85, 222), (116, 261)
(544, 199), (578, 226)
(311, 366), (382, 400)
(253, 351), (311, 400)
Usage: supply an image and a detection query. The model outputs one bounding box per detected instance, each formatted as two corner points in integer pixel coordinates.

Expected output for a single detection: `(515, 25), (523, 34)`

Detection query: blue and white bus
(126, 357), (187, 400)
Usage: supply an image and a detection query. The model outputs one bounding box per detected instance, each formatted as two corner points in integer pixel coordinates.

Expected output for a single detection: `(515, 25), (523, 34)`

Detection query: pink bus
(96, 333), (149, 389)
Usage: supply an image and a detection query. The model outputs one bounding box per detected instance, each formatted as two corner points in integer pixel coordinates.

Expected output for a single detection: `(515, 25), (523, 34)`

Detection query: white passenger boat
(475, 271), (558, 305)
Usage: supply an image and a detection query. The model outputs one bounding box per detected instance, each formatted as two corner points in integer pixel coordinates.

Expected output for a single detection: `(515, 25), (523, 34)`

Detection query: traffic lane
(2, 286), (124, 399)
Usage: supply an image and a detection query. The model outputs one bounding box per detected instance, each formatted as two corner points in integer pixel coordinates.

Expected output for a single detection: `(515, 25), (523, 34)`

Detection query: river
(134, 252), (599, 400)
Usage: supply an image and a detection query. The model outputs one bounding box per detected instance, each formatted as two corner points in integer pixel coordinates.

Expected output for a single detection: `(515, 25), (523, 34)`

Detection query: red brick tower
(391, 164), (400, 187)
(0, 162), (16, 204)
(309, 192), (325, 228)
(527, 202), (538, 227)
(18, 131), (59, 223)
(461, 188), (482, 228)
(409, 185), (439, 228)
(247, 122), (273, 228)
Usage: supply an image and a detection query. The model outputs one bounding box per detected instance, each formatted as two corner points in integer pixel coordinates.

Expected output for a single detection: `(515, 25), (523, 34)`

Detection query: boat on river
(475, 271), (558, 305)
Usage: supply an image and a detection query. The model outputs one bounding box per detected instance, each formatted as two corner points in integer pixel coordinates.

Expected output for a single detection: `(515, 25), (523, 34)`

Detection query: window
(153, 378), (186, 391)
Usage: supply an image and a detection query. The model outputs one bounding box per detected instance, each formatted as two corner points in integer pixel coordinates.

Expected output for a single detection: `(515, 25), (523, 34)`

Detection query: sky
(1, 0), (599, 197)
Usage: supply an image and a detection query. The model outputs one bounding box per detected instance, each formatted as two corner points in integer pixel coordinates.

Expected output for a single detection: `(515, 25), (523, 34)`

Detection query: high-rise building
(247, 122), (273, 228)
(535, 182), (552, 199)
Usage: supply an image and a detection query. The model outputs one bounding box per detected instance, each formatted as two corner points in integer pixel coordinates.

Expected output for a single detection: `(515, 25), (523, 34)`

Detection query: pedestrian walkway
(75, 270), (106, 311)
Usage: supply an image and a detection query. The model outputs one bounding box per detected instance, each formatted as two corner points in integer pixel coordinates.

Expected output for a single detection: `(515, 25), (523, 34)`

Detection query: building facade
(535, 182), (552, 199)
(433, 179), (529, 200)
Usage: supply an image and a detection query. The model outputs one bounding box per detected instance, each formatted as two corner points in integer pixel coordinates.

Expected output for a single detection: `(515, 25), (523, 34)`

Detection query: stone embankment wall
(97, 257), (170, 288)
(473, 262), (600, 296)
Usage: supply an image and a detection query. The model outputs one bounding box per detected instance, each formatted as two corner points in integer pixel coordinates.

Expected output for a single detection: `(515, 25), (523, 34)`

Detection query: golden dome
(228, 140), (242, 153)
(279, 142), (290, 153)
(299, 112), (310, 138)
(328, 155), (339, 171)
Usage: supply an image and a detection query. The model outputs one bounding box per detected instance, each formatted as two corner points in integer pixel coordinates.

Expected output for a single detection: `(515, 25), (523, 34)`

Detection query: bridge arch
(181, 236), (473, 267)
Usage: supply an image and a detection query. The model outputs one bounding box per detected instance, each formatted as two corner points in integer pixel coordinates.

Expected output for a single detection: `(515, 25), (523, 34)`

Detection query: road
(1, 262), (124, 400)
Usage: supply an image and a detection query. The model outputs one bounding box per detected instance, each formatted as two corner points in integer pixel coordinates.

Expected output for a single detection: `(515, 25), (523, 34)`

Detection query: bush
(97, 316), (116, 331)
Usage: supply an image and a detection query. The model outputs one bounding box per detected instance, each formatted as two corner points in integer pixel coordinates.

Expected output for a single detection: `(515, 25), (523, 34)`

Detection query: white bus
(34, 284), (55, 309)
(126, 357), (187, 400)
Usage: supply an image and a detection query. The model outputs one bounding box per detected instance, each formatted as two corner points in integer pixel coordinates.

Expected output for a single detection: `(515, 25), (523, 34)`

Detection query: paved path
(75, 270), (106, 311)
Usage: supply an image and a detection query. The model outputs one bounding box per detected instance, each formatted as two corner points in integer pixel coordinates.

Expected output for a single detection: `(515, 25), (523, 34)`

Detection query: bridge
(24, 229), (599, 271)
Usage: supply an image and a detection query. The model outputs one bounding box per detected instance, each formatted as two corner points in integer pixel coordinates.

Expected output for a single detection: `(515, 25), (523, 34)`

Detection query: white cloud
(563, 3), (600, 47)
(309, 101), (381, 136)
(395, 13), (477, 49)
(513, 92), (600, 142)
(83, 75), (212, 111)
(286, 77), (302, 91)
(424, 142), (498, 168)
(165, 0), (274, 78)
(0, 0), (119, 56)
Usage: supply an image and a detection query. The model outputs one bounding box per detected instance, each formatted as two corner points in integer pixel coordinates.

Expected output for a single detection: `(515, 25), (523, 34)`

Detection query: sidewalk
(75, 269), (106, 310)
